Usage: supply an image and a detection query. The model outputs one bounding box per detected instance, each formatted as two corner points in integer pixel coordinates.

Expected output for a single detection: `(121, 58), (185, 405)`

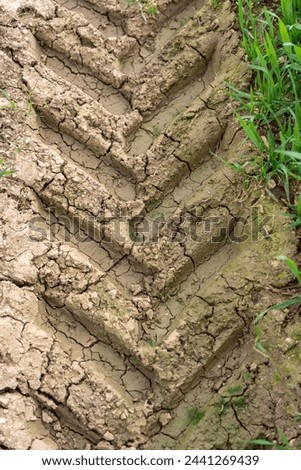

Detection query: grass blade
(255, 296), (301, 324)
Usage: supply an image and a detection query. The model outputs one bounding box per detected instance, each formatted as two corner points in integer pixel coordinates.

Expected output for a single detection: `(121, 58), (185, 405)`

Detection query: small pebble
(267, 179), (276, 189)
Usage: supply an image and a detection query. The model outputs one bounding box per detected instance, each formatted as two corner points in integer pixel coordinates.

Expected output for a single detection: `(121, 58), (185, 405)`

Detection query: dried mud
(0, 0), (300, 450)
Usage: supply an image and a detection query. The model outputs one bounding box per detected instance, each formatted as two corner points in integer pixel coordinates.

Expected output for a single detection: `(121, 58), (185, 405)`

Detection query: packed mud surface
(0, 0), (300, 450)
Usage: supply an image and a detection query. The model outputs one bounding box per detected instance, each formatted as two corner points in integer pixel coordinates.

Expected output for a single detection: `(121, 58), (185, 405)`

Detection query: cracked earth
(0, 0), (300, 450)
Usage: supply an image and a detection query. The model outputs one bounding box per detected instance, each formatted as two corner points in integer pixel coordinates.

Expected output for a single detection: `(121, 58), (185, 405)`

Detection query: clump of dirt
(0, 0), (300, 450)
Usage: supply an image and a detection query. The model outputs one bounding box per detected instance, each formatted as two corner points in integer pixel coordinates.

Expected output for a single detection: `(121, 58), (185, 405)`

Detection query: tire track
(0, 0), (295, 449)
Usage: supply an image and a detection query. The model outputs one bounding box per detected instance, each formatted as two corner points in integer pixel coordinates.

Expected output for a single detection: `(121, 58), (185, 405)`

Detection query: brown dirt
(0, 0), (300, 450)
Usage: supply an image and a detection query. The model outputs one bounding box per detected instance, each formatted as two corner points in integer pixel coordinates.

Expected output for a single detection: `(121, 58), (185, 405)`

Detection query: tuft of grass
(15, 145), (23, 154)
(231, 0), (301, 201)
(285, 192), (301, 228)
(0, 159), (15, 178)
(0, 88), (35, 116)
(232, 395), (248, 409)
(187, 407), (206, 425)
(213, 397), (230, 416)
(146, 338), (157, 347)
(223, 385), (244, 396)
(126, 0), (158, 22)
(255, 255), (301, 324)
(25, 90), (35, 116)
(248, 428), (294, 450)
(254, 325), (269, 357)
(151, 125), (161, 137)
(0, 88), (18, 111)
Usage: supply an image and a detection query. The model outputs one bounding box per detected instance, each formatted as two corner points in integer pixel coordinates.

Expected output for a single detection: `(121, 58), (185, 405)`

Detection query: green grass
(126, 0), (158, 22)
(223, 385), (244, 396)
(0, 88), (35, 116)
(146, 338), (157, 347)
(254, 325), (269, 357)
(0, 88), (19, 111)
(0, 159), (14, 178)
(0, 87), (32, 180)
(248, 428), (294, 450)
(187, 407), (206, 425)
(151, 125), (161, 137)
(255, 255), (301, 324)
(231, 0), (301, 201)
(285, 191), (301, 227)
